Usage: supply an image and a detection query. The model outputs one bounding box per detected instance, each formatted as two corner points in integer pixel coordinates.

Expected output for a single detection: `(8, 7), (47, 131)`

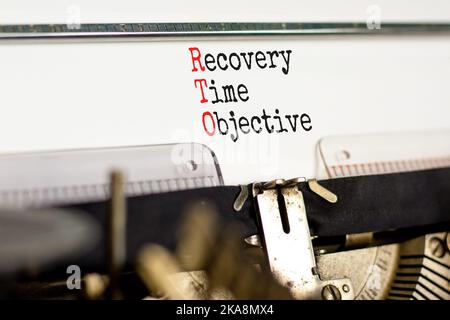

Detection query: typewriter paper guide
(1, 36), (450, 185)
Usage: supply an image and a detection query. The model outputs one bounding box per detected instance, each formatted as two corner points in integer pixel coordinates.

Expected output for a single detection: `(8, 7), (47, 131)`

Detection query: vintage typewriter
(0, 139), (448, 300)
(0, 2), (449, 300)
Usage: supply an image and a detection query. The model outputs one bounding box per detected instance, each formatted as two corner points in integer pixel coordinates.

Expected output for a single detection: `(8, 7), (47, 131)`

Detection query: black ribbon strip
(64, 167), (450, 272)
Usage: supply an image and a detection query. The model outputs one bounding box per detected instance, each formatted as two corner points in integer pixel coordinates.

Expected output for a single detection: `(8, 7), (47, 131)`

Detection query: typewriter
(0, 1), (449, 300)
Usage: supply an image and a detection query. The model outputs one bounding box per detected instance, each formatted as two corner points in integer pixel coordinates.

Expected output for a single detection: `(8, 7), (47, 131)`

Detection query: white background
(0, 1), (449, 184)
(1, 0), (450, 24)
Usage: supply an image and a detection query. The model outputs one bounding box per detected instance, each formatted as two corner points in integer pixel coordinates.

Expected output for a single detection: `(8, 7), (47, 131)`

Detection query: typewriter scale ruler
(0, 143), (224, 209)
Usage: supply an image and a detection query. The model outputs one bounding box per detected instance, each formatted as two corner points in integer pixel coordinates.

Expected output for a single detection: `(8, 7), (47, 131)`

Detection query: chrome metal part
(233, 185), (249, 212)
(1, 22), (450, 42)
(106, 170), (127, 299)
(389, 232), (450, 300)
(307, 179), (338, 203)
(255, 184), (354, 299)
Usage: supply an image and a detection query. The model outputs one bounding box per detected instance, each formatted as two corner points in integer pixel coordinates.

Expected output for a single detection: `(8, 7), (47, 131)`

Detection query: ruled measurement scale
(317, 131), (450, 179)
(0, 143), (223, 209)
(326, 156), (450, 179)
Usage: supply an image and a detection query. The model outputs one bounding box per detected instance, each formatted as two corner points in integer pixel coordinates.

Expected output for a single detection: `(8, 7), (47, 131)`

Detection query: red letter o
(202, 111), (215, 136)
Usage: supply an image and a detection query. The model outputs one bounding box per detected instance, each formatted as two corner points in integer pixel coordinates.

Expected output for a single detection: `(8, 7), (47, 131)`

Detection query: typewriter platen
(0, 17), (449, 300)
